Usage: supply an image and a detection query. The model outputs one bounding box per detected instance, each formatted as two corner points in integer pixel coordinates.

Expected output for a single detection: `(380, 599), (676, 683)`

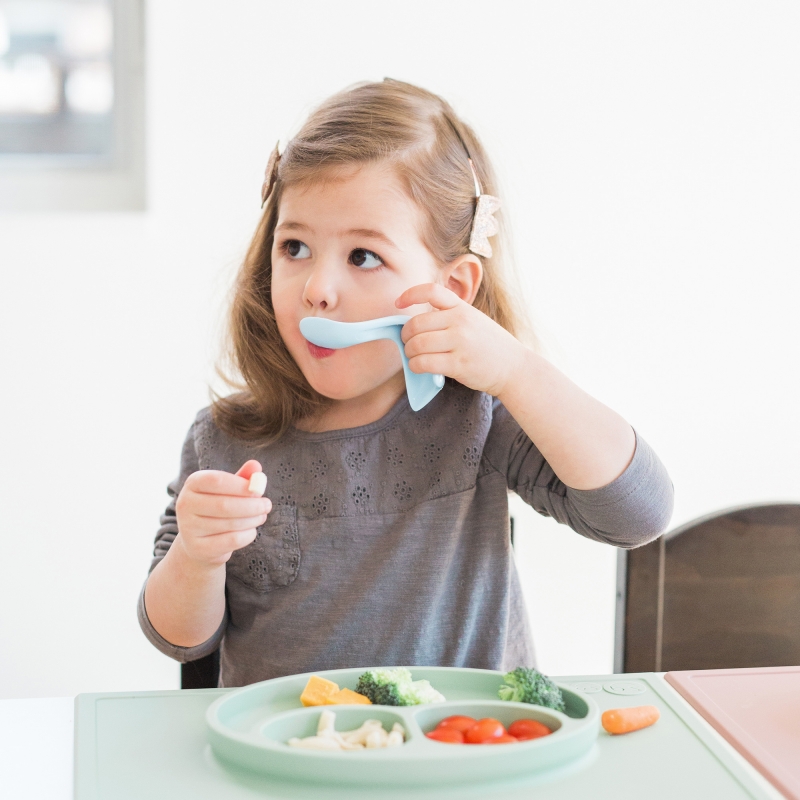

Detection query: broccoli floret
(355, 667), (446, 706)
(403, 678), (446, 705)
(498, 667), (566, 712)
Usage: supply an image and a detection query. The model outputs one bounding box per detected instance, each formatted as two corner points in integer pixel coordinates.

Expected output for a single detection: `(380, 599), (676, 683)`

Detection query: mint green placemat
(74, 673), (770, 799)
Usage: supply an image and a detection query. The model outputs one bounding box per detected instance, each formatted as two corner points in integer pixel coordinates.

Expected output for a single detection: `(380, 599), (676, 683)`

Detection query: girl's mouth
(307, 341), (336, 359)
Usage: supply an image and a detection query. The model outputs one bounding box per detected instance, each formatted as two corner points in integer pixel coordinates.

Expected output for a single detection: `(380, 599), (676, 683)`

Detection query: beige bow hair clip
(466, 158), (500, 259)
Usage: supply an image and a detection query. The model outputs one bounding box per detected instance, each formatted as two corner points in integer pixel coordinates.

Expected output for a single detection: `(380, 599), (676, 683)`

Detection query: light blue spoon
(299, 315), (445, 411)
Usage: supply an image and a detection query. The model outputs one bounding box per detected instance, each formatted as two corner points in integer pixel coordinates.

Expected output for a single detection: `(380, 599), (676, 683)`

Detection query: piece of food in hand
(248, 471), (268, 495)
(300, 675), (340, 707)
(601, 705), (660, 735)
(507, 718), (551, 740)
(497, 667), (566, 712)
(324, 687), (372, 705)
(355, 667), (446, 706)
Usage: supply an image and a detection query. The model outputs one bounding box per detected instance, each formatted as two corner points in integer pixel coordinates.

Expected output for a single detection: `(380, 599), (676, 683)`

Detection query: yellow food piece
(324, 688), (372, 705)
(300, 675), (340, 707)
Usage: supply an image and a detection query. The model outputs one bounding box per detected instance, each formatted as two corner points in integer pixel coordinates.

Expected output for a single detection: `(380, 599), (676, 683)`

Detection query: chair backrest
(181, 649), (220, 689)
(615, 503), (800, 672)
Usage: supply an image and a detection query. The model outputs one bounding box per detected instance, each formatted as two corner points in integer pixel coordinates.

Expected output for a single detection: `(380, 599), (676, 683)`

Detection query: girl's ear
(442, 254), (483, 305)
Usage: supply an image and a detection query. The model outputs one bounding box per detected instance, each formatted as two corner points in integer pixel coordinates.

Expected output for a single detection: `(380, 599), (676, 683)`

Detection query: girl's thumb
(236, 460), (263, 480)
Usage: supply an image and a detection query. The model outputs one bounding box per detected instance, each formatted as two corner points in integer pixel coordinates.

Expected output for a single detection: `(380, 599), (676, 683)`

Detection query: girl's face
(271, 162), (439, 404)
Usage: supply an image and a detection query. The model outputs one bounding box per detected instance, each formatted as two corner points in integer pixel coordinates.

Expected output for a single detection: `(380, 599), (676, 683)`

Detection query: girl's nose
(302, 262), (339, 311)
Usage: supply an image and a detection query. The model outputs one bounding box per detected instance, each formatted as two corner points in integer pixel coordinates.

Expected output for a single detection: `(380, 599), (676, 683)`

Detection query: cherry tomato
(464, 718), (506, 744)
(426, 728), (465, 744)
(483, 733), (519, 744)
(435, 715), (477, 734)
(508, 719), (552, 740)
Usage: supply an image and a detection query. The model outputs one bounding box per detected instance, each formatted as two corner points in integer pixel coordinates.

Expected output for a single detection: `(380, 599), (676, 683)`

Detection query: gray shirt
(138, 381), (673, 687)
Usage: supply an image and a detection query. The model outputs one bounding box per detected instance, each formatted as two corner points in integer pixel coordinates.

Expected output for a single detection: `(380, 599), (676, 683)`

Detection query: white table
(0, 677), (788, 799)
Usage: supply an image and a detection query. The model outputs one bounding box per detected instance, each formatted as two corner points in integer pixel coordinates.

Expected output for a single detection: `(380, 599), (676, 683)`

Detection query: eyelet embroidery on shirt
(411, 414), (435, 435)
(386, 446), (403, 467)
(393, 480), (413, 503)
(190, 383), (495, 526)
(454, 392), (472, 414)
(346, 450), (367, 473)
(463, 445), (480, 469)
(310, 492), (329, 516)
(248, 521), (298, 585)
(309, 458), (328, 479)
(227, 506), (300, 592)
(274, 461), (296, 482)
(422, 443), (442, 465)
(351, 484), (373, 513)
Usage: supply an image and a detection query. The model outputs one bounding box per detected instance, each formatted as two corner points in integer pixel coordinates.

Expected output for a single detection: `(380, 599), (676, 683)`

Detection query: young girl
(139, 79), (673, 688)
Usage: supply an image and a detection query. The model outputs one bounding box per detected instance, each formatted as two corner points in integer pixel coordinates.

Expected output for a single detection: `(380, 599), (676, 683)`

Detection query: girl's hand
(396, 283), (526, 397)
(174, 460), (272, 568)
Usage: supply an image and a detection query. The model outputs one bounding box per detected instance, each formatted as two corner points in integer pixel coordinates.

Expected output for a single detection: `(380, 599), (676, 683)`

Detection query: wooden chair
(181, 650), (220, 689)
(615, 503), (800, 672)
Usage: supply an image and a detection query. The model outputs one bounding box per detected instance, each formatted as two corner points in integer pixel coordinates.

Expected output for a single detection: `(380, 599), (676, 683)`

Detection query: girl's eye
(285, 240), (311, 259)
(349, 248), (384, 270)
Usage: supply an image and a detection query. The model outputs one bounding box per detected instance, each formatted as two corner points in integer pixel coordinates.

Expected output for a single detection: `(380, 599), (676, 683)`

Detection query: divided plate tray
(74, 672), (779, 799)
(205, 666), (598, 787)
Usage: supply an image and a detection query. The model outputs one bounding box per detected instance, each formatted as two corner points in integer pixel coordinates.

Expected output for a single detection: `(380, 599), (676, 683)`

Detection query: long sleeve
(482, 399), (674, 548)
(137, 415), (228, 662)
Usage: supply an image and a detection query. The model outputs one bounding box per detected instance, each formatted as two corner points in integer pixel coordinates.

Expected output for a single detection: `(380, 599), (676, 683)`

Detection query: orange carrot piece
(601, 705), (660, 735)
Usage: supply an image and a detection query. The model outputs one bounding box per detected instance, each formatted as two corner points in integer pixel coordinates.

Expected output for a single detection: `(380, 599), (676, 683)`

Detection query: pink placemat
(666, 666), (800, 800)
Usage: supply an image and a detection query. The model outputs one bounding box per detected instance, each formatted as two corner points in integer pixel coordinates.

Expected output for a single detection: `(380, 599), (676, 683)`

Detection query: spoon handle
(383, 325), (445, 411)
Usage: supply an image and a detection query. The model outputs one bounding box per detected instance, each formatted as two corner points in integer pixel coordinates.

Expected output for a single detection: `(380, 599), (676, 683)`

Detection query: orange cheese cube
(300, 675), (340, 707)
(324, 687), (372, 705)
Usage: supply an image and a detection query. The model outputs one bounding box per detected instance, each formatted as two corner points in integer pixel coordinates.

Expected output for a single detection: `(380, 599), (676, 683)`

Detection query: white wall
(1, 1), (798, 698)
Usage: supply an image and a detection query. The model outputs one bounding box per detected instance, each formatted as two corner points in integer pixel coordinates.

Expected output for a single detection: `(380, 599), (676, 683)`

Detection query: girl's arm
(144, 543), (228, 648)
(398, 283), (638, 491)
(494, 349), (635, 490)
(140, 451), (270, 654)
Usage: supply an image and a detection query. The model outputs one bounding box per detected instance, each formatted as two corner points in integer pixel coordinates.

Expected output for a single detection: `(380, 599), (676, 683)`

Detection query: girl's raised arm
(399, 282), (638, 492)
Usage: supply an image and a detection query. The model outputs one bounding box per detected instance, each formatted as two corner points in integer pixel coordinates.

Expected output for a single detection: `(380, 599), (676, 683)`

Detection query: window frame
(0, 0), (146, 212)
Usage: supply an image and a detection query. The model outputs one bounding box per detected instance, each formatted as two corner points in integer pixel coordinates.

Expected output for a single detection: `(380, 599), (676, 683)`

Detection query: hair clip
(466, 158), (500, 258)
(261, 141), (281, 208)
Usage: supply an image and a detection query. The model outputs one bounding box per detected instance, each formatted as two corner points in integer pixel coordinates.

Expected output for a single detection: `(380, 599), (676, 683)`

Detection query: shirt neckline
(285, 391), (412, 443)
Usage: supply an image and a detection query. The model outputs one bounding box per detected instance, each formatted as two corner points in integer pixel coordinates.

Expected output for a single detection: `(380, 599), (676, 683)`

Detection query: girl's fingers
(235, 460), (263, 481)
(199, 528), (259, 557)
(186, 469), (262, 497)
(191, 513), (269, 536)
(403, 330), (453, 359)
(407, 353), (453, 376)
(400, 309), (453, 342)
(396, 282), (461, 312)
(190, 493), (271, 519)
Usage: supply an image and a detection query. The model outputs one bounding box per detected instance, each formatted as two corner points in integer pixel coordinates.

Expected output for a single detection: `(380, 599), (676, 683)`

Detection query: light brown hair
(213, 78), (532, 442)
